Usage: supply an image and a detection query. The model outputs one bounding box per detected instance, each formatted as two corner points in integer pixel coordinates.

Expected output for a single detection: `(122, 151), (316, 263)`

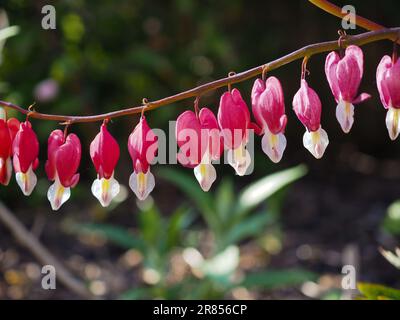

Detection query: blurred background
(0, 0), (399, 300)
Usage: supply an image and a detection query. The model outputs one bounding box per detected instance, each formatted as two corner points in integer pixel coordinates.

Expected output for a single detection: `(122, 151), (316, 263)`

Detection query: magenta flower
(128, 116), (158, 200)
(0, 110), (19, 186)
(376, 54), (400, 140)
(252, 76), (287, 163)
(325, 45), (371, 133)
(45, 130), (81, 210)
(293, 79), (329, 159)
(90, 122), (120, 207)
(218, 88), (260, 175)
(12, 121), (40, 195)
(176, 107), (222, 191)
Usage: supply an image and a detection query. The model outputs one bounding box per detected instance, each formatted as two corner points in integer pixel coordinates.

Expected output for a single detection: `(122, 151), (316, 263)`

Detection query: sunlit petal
(15, 165), (37, 196)
(261, 130), (286, 163)
(385, 106), (400, 140)
(129, 169), (155, 201)
(91, 174), (120, 207)
(303, 127), (329, 159)
(194, 163), (216, 192)
(336, 100), (354, 133)
(47, 177), (70, 211)
(227, 143), (251, 176)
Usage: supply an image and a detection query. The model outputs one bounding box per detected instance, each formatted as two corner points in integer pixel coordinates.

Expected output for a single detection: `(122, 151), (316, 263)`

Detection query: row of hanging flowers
(0, 45), (399, 210)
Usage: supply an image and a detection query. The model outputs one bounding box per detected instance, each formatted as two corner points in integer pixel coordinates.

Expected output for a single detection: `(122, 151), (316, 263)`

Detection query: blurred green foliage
(71, 165), (316, 299)
(382, 200), (400, 235)
(357, 283), (400, 300)
(157, 164), (307, 251)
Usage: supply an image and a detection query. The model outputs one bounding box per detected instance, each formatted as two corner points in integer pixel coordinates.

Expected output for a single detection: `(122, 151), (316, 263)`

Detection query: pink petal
(325, 51), (341, 102)
(292, 80), (322, 132)
(337, 54), (362, 102)
(376, 55), (393, 109)
(353, 92), (371, 104)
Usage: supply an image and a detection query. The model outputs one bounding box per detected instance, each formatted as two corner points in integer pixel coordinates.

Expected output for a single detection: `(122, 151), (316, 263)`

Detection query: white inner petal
(194, 162), (216, 192)
(91, 174), (120, 207)
(385, 106), (400, 141)
(303, 127), (329, 159)
(15, 165), (37, 196)
(336, 100), (354, 133)
(227, 143), (251, 176)
(47, 177), (71, 211)
(261, 130), (286, 163)
(129, 169), (155, 201)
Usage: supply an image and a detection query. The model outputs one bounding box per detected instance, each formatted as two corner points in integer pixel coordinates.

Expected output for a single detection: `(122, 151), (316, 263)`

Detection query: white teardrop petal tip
(336, 100), (354, 133)
(386, 107), (400, 141)
(303, 127), (329, 159)
(261, 131), (286, 163)
(129, 170), (155, 201)
(91, 175), (120, 207)
(194, 163), (216, 192)
(227, 143), (251, 176)
(15, 166), (37, 196)
(47, 178), (71, 211)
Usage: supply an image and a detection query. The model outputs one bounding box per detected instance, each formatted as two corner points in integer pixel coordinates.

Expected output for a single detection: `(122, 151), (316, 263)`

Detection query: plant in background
(70, 164), (318, 299)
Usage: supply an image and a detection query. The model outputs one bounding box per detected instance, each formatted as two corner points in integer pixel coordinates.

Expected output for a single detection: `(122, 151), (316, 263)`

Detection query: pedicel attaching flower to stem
(251, 72), (287, 163)
(45, 128), (81, 210)
(325, 43), (371, 133)
(176, 97), (223, 191)
(90, 120), (120, 207)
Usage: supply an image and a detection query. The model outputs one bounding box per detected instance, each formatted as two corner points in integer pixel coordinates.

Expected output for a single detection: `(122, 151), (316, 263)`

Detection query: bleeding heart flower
(0, 109), (20, 186)
(325, 45), (371, 133)
(252, 76), (288, 163)
(218, 88), (261, 176)
(90, 122), (120, 207)
(176, 107), (222, 191)
(293, 79), (329, 159)
(128, 116), (158, 200)
(12, 121), (39, 195)
(45, 130), (81, 210)
(376, 54), (400, 140)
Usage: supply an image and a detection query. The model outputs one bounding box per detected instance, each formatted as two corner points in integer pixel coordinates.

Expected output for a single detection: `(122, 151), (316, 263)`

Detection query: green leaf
(222, 212), (275, 247)
(379, 247), (400, 270)
(357, 282), (400, 300)
(157, 168), (219, 231)
(74, 223), (145, 251)
(120, 287), (150, 300)
(139, 205), (163, 245)
(201, 245), (239, 284)
(382, 200), (400, 235)
(241, 269), (317, 289)
(166, 207), (195, 250)
(0, 26), (19, 42)
(236, 164), (307, 213)
(215, 178), (234, 224)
